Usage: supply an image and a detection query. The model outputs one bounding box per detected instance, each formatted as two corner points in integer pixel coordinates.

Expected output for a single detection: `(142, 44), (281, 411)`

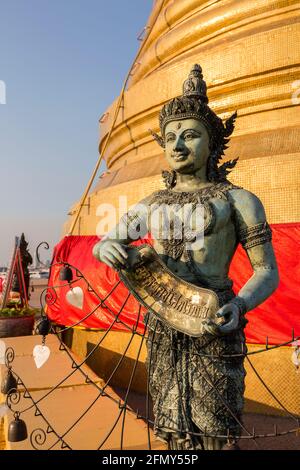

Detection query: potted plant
(0, 299), (38, 338)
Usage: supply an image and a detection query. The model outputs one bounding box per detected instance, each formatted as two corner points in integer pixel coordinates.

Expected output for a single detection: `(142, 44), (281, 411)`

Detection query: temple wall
(65, 153), (300, 237)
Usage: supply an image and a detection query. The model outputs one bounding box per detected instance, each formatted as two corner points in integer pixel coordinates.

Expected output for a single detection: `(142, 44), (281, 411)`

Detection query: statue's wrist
(230, 297), (247, 316)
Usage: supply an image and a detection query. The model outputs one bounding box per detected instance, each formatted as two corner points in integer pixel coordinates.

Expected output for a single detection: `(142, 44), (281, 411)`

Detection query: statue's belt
(119, 245), (220, 337)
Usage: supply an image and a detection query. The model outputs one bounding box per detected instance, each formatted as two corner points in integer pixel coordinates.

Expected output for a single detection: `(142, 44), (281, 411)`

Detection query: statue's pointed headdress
(150, 64), (238, 182)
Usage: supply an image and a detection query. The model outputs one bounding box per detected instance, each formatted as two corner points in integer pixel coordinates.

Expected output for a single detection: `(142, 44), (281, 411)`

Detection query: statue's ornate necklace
(149, 181), (240, 260)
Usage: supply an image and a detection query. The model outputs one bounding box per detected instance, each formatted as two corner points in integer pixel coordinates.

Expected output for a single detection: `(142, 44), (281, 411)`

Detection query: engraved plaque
(119, 245), (219, 337)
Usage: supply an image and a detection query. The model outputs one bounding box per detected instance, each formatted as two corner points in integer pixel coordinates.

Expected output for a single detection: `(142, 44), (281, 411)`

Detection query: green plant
(0, 302), (39, 318)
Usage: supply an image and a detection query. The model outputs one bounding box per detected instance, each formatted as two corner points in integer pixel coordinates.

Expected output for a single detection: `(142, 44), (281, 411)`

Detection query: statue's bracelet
(229, 297), (248, 316)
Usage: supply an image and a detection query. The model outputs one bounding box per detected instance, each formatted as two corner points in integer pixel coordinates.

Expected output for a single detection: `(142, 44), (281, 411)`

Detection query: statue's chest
(196, 197), (233, 234)
(149, 185), (236, 260)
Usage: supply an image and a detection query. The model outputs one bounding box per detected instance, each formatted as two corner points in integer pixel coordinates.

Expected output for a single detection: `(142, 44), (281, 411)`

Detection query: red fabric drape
(47, 223), (300, 345)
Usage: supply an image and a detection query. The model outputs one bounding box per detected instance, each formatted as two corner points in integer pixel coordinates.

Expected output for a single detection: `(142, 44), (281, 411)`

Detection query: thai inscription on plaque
(119, 245), (220, 337)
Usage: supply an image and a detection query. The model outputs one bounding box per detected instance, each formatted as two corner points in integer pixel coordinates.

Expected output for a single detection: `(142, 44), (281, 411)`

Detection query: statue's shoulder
(228, 187), (267, 227)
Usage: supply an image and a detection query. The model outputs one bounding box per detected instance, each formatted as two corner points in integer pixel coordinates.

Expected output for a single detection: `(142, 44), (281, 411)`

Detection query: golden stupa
(66, 0), (300, 233)
(64, 0), (300, 414)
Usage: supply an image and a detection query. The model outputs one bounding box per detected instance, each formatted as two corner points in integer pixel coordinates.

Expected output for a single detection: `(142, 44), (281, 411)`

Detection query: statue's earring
(148, 129), (176, 188)
(162, 170), (177, 189)
(148, 129), (165, 148)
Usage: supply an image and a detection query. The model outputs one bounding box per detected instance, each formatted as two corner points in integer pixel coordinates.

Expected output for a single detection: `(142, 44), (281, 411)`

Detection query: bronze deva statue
(93, 65), (279, 450)
(11, 233), (33, 302)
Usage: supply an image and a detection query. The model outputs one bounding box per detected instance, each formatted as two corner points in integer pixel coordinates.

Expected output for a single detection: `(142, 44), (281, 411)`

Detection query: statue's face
(164, 119), (210, 174)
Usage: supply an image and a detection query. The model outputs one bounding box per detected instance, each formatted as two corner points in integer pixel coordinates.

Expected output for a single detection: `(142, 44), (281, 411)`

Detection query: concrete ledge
(3, 385), (164, 450)
(63, 328), (300, 417)
(0, 335), (164, 450)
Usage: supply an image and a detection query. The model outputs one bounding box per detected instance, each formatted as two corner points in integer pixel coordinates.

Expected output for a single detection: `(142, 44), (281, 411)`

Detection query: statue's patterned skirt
(144, 289), (247, 447)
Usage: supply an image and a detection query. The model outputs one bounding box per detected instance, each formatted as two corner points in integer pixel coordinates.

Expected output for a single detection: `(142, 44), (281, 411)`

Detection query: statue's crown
(155, 64), (239, 182)
(182, 64), (208, 101)
(159, 64), (223, 139)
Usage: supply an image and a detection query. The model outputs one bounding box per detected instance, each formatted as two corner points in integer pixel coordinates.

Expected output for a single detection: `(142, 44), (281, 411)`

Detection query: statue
(93, 64), (279, 450)
(11, 233), (33, 302)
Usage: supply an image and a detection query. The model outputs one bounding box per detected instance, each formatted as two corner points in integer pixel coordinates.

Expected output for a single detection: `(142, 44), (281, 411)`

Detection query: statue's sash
(119, 245), (219, 337)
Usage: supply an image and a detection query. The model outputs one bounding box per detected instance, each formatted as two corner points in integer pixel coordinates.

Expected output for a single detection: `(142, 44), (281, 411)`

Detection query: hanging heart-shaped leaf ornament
(66, 286), (84, 310)
(292, 349), (300, 368)
(33, 345), (50, 369)
(0, 340), (6, 364)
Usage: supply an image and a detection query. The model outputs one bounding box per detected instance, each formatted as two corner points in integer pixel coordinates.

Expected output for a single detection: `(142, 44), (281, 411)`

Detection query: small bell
(8, 413), (28, 442)
(1, 369), (17, 395)
(59, 266), (73, 282)
(37, 317), (51, 336)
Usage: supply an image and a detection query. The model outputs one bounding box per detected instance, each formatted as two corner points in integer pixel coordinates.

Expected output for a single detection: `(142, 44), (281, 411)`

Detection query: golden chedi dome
(65, 0), (300, 234)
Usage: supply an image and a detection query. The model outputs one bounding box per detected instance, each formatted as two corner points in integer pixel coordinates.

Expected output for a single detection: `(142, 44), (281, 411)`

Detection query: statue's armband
(238, 221), (272, 250)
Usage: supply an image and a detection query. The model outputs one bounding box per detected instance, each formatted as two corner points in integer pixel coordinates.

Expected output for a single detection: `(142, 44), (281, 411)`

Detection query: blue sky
(0, 0), (153, 265)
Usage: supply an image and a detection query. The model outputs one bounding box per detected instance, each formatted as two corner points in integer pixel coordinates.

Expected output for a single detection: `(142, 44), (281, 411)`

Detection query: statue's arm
(92, 196), (151, 269)
(206, 189), (279, 336)
(231, 189), (279, 312)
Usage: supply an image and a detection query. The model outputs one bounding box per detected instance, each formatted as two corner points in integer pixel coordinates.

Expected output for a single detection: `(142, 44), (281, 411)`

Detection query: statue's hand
(93, 240), (128, 270)
(202, 303), (240, 337)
